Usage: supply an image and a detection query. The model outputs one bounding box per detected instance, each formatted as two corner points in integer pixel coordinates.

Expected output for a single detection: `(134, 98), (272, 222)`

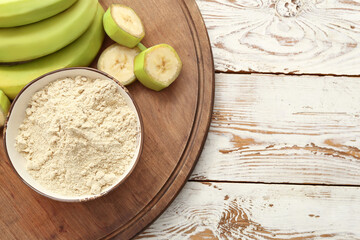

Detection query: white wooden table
(137, 0), (360, 238)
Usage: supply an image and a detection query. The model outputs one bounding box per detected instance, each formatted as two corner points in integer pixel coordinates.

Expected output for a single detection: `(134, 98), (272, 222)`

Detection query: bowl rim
(2, 67), (144, 202)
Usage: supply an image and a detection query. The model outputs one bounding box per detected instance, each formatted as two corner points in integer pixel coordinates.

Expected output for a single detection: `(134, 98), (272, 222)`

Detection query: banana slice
(134, 44), (182, 91)
(0, 90), (11, 127)
(98, 44), (140, 86)
(103, 4), (145, 48)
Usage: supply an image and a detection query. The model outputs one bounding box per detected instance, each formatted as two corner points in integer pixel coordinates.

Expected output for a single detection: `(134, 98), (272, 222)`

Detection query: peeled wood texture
(137, 182), (360, 239)
(138, 0), (360, 238)
(196, 0), (360, 75)
(191, 73), (360, 185)
(0, 0), (214, 239)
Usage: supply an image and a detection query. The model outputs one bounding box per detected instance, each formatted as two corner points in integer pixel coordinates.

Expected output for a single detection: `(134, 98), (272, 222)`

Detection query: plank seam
(215, 70), (360, 78)
(188, 179), (360, 188)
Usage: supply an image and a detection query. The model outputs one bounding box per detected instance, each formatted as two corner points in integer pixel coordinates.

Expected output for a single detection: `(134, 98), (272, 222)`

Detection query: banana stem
(137, 43), (148, 51)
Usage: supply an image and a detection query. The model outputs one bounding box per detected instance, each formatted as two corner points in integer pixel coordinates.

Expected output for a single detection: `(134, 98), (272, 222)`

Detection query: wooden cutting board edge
(104, 0), (215, 238)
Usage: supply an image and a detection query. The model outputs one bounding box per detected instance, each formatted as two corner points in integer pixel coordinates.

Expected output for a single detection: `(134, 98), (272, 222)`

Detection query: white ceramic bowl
(3, 67), (143, 202)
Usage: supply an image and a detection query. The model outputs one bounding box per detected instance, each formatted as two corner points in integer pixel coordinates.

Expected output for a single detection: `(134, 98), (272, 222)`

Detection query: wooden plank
(0, 0), (214, 239)
(190, 73), (360, 185)
(137, 181), (360, 239)
(196, 0), (360, 75)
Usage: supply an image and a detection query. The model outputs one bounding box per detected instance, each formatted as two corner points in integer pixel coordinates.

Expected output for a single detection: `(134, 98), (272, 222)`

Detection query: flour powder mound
(15, 76), (139, 196)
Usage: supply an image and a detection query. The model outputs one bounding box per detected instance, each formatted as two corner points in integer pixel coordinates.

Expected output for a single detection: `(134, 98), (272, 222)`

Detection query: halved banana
(0, 90), (11, 127)
(98, 44), (140, 86)
(103, 4), (145, 48)
(134, 44), (182, 91)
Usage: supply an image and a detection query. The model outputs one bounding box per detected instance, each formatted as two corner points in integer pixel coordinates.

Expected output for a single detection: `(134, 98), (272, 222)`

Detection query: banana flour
(15, 76), (138, 196)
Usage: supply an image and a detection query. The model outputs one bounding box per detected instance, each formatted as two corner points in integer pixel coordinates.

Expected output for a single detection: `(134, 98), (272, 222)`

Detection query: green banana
(0, 5), (105, 100)
(0, 0), (98, 63)
(0, 90), (11, 127)
(0, 0), (78, 28)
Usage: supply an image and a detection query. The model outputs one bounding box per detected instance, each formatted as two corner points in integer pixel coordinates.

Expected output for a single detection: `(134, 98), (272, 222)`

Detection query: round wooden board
(0, 0), (214, 239)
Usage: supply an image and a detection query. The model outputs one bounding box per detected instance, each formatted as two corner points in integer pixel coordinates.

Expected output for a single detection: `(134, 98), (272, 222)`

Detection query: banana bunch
(0, 0), (105, 125)
(0, 0), (98, 63)
(99, 4), (182, 91)
(0, 7), (105, 100)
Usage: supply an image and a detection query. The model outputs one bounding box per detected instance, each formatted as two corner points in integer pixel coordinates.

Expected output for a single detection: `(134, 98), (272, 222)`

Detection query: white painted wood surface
(137, 182), (360, 239)
(196, 0), (360, 75)
(138, 0), (360, 238)
(190, 73), (360, 185)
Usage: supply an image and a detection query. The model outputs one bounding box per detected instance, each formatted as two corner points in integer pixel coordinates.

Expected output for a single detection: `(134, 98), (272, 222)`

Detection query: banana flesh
(0, 0), (98, 63)
(98, 44), (140, 86)
(145, 46), (182, 85)
(112, 5), (144, 38)
(0, 5), (105, 100)
(134, 44), (182, 91)
(103, 4), (145, 48)
(0, 0), (77, 28)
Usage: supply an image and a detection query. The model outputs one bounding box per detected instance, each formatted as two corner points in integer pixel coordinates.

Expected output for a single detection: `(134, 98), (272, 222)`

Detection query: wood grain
(138, 0), (360, 238)
(137, 181), (360, 239)
(196, 0), (360, 75)
(0, 0), (214, 239)
(190, 73), (360, 185)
